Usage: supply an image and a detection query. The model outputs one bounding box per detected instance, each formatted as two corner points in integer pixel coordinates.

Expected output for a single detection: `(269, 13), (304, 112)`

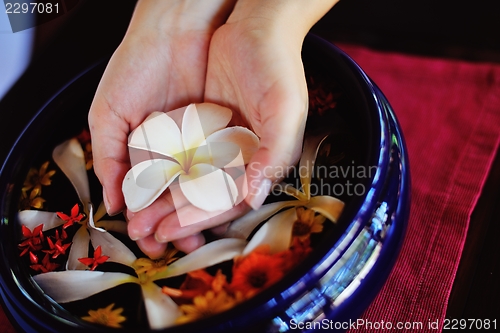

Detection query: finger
(172, 233), (206, 253)
(127, 191), (186, 241)
(245, 80), (308, 210)
(154, 201), (250, 243)
(136, 235), (168, 259)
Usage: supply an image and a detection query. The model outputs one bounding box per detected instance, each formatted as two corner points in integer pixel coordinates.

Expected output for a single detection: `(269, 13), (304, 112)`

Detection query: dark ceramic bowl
(0, 35), (410, 333)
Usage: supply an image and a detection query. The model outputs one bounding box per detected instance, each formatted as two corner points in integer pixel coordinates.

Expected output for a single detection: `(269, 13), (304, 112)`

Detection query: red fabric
(338, 44), (500, 332)
(1, 45), (499, 332)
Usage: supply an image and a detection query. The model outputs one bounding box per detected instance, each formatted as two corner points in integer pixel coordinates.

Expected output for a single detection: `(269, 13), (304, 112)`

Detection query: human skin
(88, 0), (340, 258)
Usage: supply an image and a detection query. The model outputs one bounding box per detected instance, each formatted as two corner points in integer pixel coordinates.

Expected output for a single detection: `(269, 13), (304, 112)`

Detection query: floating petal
(306, 195), (344, 223)
(141, 283), (181, 329)
(89, 227), (137, 267)
(243, 208), (297, 255)
(18, 210), (62, 231)
(299, 134), (328, 200)
(67, 226), (90, 270)
(224, 200), (299, 239)
(158, 238), (247, 279)
(33, 271), (136, 303)
(52, 138), (91, 205)
(179, 164), (238, 212)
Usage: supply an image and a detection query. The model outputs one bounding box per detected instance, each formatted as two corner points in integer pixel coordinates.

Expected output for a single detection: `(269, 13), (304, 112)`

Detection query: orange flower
(81, 303), (126, 328)
(292, 206), (326, 241)
(22, 161), (56, 194)
(231, 246), (284, 298)
(175, 290), (239, 324)
(162, 269), (228, 304)
(278, 237), (313, 273)
(19, 187), (46, 210)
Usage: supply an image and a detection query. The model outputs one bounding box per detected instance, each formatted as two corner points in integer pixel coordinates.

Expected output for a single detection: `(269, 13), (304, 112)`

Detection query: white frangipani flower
(122, 103), (259, 218)
(33, 205), (248, 329)
(224, 134), (345, 252)
(17, 138), (127, 270)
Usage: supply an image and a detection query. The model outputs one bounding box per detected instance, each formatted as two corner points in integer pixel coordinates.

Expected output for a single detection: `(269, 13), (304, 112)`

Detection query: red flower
(78, 246), (110, 271)
(30, 253), (60, 273)
(18, 224), (45, 257)
(230, 246), (285, 298)
(56, 204), (85, 229)
(43, 236), (71, 259)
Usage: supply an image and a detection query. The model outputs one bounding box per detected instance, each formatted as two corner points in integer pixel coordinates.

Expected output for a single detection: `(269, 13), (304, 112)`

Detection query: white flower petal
(181, 104), (207, 165)
(89, 227), (137, 266)
(191, 141), (243, 170)
(33, 270), (136, 303)
(306, 195), (344, 223)
(141, 283), (181, 329)
(203, 126), (259, 166)
(128, 111), (184, 158)
(299, 134), (328, 200)
(160, 238), (247, 279)
(136, 159), (182, 189)
(52, 138), (91, 205)
(224, 200), (299, 239)
(193, 102), (232, 136)
(179, 164), (238, 212)
(67, 225), (90, 270)
(243, 207), (297, 255)
(122, 160), (181, 212)
(17, 210), (62, 232)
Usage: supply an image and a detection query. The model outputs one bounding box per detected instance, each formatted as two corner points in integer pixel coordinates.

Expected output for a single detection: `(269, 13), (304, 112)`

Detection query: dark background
(1, 0), (499, 322)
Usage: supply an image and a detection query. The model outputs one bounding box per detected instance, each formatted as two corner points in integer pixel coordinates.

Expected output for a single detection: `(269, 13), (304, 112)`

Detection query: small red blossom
(56, 204), (85, 229)
(78, 246), (110, 271)
(18, 224), (45, 257)
(43, 236), (71, 259)
(30, 253), (60, 273)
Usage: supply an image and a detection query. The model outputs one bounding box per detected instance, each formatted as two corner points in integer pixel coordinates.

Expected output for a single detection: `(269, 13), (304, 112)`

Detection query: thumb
(244, 93), (308, 210)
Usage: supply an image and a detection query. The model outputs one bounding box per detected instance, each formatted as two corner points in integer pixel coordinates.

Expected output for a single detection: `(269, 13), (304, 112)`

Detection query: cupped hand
(143, 3), (313, 252)
(89, 0), (236, 257)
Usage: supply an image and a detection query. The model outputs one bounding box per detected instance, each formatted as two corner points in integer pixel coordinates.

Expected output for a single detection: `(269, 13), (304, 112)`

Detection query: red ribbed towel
(338, 43), (500, 333)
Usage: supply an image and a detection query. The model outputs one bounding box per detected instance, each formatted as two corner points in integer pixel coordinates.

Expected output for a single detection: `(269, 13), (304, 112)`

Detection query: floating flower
(18, 224), (44, 257)
(162, 269), (229, 304)
(18, 138), (128, 270)
(175, 290), (239, 324)
(292, 206), (326, 241)
(33, 207), (248, 329)
(78, 245), (109, 271)
(43, 236), (71, 259)
(30, 253), (60, 273)
(19, 187), (45, 210)
(133, 247), (179, 277)
(225, 134), (344, 254)
(22, 161), (56, 194)
(231, 246), (284, 298)
(81, 303), (126, 328)
(122, 103), (259, 216)
(56, 203), (85, 229)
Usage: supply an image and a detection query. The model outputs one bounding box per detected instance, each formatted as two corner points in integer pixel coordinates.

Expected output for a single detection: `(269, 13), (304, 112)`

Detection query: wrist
(227, 0), (340, 41)
(128, 0), (237, 36)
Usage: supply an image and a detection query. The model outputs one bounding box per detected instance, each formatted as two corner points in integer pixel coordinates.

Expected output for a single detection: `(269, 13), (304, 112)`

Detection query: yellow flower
(292, 206), (326, 241)
(176, 290), (239, 324)
(19, 187), (46, 210)
(81, 303), (126, 328)
(23, 161), (56, 194)
(133, 247), (179, 279)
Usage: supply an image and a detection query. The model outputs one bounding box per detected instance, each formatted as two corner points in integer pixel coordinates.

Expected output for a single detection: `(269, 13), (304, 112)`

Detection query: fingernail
(103, 188), (118, 216)
(248, 178), (272, 210)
